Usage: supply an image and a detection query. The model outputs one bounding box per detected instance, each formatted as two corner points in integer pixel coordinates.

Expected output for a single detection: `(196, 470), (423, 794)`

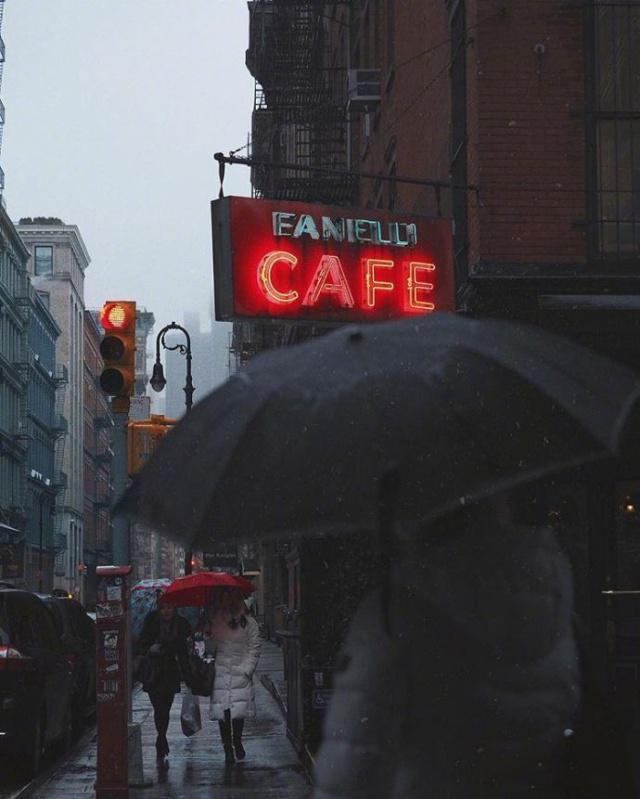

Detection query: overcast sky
(2, 0), (252, 381)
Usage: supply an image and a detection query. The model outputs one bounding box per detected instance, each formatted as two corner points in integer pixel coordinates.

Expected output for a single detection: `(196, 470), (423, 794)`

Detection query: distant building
(135, 308), (155, 396)
(0, 206), (30, 582)
(17, 218), (90, 600)
(24, 284), (62, 592)
(83, 311), (114, 605)
(165, 312), (217, 418)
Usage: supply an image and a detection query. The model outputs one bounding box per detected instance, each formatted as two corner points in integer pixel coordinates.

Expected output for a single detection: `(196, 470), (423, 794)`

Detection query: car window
(13, 597), (41, 649)
(68, 603), (85, 636)
(44, 601), (65, 637)
(35, 605), (60, 650)
(62, 601), (94, 643)
(0, 594), (11, 644)
(74, 605), (95, 643)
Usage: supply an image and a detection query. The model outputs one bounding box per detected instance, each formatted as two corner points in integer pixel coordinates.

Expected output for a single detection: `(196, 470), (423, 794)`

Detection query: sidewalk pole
(111, 409), (130, 566)
(95, 565), (132, 799)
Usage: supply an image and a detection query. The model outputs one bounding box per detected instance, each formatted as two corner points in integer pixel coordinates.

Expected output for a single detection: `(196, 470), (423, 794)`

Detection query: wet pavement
(23, 640), (312, 798)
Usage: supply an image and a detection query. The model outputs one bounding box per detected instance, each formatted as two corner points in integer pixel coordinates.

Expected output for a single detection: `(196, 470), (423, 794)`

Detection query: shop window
(592, 2), (640, 259)
(34, 246), (53, 276)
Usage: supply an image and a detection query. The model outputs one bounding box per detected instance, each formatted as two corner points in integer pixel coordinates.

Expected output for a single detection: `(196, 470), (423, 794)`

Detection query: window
(592, 1), (640, 258)
(34, 245), (53, 275)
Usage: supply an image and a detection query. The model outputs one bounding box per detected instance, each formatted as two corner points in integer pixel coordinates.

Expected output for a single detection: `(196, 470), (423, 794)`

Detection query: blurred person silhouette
(312, 482), (634, 798)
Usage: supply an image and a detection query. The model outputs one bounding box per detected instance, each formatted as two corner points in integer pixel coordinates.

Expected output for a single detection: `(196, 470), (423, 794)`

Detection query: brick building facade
(83, 310), (114, 604)
(239, 0), (640, 760)
(344, 0), (640, 746)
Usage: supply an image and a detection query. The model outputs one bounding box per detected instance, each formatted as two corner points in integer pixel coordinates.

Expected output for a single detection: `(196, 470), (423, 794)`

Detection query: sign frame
(212, 196), (454, 325)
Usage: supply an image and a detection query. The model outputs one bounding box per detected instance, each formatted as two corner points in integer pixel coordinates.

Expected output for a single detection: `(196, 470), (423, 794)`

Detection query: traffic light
(127, 415), (177, 476)
(99, 301), (136, 397)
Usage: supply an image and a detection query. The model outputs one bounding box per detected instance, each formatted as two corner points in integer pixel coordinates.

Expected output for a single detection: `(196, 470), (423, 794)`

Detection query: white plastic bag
(180, 689), (202, 737)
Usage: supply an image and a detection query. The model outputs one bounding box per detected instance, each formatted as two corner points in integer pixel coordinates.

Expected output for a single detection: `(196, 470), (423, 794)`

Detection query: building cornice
(0, 206), (30, 262)
(15, 224), (91, 271)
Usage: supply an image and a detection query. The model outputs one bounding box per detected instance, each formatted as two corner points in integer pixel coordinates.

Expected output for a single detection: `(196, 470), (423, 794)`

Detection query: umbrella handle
(379, 467), (400, 638)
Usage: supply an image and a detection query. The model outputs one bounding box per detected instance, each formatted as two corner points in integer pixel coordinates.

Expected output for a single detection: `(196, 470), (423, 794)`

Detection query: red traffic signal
(99, 301), (136, 397)
(100, 301), (136, 333)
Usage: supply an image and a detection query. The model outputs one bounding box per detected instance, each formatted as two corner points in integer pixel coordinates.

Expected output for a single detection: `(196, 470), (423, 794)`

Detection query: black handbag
(188, 652), (215, 697)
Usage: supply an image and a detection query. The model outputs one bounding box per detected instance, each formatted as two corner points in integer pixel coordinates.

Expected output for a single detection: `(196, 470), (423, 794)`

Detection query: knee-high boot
(219, 710), (235, 764)
(232, 718), (245, 760)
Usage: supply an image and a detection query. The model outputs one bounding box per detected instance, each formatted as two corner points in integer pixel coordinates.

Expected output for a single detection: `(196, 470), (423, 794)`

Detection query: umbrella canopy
(119, 312), (640, 545)
(131, 578), (173, 593)
(130, 578), (172, 640)
(162, 572), (254, 607)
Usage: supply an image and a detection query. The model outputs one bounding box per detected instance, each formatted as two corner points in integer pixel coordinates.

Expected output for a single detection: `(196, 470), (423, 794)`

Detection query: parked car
(39, 596), (96, 734)
(0, 588), (74, 778)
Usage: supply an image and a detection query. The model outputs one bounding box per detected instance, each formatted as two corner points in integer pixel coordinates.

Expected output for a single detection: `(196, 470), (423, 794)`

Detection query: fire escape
(232, 1), (352, 368)
(0, 0), (7, 192)
(246, 0), (355, 205)
(52, 365), (68, 576)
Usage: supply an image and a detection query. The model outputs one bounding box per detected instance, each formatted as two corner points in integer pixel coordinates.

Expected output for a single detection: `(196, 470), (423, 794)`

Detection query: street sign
(311, 689), (333, 711)
(127, 415), (176, 476)
(203, 544), (240, 573)
(128, 395), (151, 422)
(212, 196), (454, 324)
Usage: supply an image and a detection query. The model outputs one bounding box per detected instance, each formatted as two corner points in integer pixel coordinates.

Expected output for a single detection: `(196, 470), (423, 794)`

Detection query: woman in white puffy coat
(204, 588), (261, 764)
(313, 495), (582, 798)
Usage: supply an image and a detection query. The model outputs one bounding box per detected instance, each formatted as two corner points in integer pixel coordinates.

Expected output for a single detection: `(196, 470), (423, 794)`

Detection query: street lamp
(150, 322), (194, 411)
(150, 322), (195, 574)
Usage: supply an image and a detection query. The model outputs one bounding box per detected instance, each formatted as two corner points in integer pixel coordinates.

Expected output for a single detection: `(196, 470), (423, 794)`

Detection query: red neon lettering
(363, 259), (395, 307)
(302, 255), (354, 308)
(257, 251), (299, 304)
(405, 261), (436, 312)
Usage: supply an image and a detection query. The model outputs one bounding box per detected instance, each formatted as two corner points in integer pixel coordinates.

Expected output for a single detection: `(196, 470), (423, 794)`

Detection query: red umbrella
(162, 571), (254, 607)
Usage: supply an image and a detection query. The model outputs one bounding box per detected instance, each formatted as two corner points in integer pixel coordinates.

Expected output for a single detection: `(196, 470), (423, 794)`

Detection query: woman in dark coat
(138, 594), (192, 760)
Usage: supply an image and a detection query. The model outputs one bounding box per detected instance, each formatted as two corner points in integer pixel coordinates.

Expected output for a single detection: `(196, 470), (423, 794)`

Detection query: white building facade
(17, 219), (90, 599)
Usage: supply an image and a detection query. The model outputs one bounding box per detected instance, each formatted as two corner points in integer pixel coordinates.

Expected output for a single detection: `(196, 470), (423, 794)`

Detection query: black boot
(155, 734), (169, 760)
(219, 716), (235, 765)
(232, 718), (245, 760)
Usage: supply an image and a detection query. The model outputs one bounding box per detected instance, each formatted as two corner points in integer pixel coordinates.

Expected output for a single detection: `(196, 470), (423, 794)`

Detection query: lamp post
(30, 470), (53, 593)
(150, 322), (195, 575)
(150, 322), (194, 412)
(38, 495), (44, 593)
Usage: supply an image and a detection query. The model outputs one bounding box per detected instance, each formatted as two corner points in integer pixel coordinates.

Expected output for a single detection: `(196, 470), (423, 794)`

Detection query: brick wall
(469, 0), (587, 269)
(350, 0), (590, 278)
(353, 0), (452, 217)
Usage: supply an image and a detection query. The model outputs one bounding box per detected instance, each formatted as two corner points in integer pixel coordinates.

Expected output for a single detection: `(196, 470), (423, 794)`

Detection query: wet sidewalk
(26, 640), (312, 798)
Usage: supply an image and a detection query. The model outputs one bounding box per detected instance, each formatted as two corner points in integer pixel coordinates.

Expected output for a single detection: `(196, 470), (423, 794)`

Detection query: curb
(260, 673), (287, 720)
(10, 724), (96, 799)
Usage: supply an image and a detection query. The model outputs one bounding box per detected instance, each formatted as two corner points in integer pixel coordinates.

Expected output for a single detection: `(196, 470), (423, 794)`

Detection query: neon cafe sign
(211, 197), (454, 323)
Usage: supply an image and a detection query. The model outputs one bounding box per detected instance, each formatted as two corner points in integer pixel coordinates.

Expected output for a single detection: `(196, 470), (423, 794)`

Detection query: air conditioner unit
(347, 69), (381, 109)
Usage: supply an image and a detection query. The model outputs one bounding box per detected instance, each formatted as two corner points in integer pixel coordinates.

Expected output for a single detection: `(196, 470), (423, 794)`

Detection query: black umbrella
(119, 313), (640, 547)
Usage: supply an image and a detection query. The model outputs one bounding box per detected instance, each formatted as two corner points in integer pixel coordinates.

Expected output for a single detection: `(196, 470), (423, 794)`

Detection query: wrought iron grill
(591, 1), (640, 261)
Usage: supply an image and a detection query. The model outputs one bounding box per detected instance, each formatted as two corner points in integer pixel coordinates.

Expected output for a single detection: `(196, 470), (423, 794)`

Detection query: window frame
(34, 245), (53, 276)
(587, 0), (640, 266)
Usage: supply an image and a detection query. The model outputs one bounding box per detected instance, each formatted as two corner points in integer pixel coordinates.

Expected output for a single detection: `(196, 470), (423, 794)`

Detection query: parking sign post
(95, 565), (132, 798)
